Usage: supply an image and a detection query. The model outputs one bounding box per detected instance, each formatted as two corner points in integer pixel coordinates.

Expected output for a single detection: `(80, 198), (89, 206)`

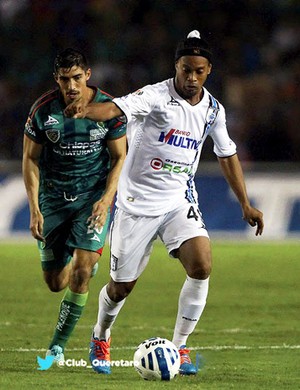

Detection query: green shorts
(37, 189), (111, 271)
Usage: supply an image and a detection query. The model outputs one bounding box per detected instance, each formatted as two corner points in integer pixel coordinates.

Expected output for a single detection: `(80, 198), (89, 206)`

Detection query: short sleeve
(24, 115), (44, 144)
(210, 105), (237, 157)
(113, 85), (157, 123)
(106, 117), (126, 140)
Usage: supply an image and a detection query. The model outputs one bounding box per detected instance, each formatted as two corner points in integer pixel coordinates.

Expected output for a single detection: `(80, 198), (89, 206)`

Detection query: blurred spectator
(0, 0), (299, 161)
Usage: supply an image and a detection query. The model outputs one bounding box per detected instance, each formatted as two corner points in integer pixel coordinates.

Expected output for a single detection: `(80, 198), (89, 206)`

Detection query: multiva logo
(158, 129), (201, 150)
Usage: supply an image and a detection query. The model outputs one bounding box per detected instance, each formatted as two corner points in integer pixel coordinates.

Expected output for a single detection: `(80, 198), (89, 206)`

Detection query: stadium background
(0, 0), (299, 239)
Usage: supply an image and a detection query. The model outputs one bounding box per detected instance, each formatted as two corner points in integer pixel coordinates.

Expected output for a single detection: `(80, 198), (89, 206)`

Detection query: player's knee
(70, 265), (91, 288)
(107, 280), (135, 302)
(43, 267), (70, 292)
(186, 258), (212, 279)
(190, 264), (211, 279)
(44, 277), (65, 292)
(108, 286), (129, 302)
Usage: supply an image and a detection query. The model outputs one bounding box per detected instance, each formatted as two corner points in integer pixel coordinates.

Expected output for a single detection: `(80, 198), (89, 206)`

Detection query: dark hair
(53, 48), (89, 74)
(175, 31), (212, 63)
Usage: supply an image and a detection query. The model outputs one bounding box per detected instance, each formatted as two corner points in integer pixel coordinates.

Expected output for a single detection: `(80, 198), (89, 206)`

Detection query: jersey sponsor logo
(158, 128), (201, 150)
(53, 140), (102, 156)
(167, 96), (180, 106)
(90, 123), (107, 140)
(44, 115), (59, 126)
(150, 158), (193, 175)
(25, 117), (36, 137)
(150, 158), (163, 170)
(46, 129), (60, 143)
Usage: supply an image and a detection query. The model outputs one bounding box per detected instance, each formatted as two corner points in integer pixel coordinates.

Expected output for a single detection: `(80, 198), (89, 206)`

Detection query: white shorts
(109, 204), (209, 282)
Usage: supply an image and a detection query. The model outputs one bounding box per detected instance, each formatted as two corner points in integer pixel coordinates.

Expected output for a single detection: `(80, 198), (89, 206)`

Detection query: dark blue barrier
(1, 173), (299, 239)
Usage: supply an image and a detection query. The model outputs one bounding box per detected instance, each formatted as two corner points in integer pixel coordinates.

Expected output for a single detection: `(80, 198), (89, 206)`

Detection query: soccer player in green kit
(22, 48), (126, 363)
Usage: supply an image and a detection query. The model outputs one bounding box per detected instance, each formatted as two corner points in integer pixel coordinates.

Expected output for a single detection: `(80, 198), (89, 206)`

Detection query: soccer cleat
(89, 334), (111, 374)
(46, 344), (65, 365)
(178, 345), (198, 375)
(91, 262), (99, 278)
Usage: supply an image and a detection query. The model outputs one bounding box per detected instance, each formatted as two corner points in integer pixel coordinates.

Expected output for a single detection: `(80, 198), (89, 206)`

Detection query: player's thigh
(177, 236), (212, 279)
(109, 208), (160, 282)
(72, 248), (100, 275)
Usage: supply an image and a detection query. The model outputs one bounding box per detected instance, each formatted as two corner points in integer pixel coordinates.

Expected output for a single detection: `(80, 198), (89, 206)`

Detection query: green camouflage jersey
(24, 87), (126, 197)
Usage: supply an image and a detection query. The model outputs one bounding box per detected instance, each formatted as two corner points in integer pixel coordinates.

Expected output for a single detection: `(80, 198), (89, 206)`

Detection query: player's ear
(85, 68), (91, 81)
(207, 63), (212, 75)
(53, 72), (58, 83)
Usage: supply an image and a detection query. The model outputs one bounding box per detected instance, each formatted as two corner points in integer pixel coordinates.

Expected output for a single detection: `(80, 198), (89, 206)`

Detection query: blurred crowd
(0, 0), (299, 161)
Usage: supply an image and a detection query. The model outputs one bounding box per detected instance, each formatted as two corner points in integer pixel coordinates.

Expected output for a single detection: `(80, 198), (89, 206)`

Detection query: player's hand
(64, 98), (87, 118)
(87, 199), (110, 229)
(242, 206), (264, 236)
(30, 209), (45, 242)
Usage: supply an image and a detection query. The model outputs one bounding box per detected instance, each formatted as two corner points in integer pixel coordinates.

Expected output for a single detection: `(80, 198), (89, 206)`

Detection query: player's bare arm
(88, 135), (127, 229)
(218, 154), (264, 236)
(64, 100), (123, 121)
(22, 135), (45, 242)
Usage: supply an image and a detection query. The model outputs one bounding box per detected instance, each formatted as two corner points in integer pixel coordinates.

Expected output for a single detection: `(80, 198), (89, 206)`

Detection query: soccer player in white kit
(65, 30), (264, 375)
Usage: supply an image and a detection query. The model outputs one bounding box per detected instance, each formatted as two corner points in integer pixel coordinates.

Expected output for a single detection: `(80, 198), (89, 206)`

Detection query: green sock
(49, 288), (88, 350)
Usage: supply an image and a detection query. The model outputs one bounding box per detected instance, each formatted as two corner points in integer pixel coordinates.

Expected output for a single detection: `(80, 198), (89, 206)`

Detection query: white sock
(172, 275), (209, 348)
(93, 285), (126, 341)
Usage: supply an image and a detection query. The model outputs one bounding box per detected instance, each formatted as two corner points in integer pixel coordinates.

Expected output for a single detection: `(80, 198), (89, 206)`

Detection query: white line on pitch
(1, 344), (300, 353)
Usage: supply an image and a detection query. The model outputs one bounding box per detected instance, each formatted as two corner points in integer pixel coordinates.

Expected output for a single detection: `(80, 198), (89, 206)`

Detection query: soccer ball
(133, 337), (180, 381)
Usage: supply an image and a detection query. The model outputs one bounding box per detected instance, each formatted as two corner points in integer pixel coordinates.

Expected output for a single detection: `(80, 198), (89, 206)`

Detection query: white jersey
(113, 78), (236, 216)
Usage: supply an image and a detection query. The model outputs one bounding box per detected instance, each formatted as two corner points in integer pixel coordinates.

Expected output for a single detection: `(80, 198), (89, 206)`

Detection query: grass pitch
(0, 240), (299, 389)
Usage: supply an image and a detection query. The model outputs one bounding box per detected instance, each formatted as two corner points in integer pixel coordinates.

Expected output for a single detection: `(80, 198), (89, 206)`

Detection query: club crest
(46, 129), (60, 143)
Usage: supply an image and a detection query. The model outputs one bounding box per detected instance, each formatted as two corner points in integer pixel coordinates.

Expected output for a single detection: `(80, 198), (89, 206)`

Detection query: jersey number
(187, 206), (199, 221)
